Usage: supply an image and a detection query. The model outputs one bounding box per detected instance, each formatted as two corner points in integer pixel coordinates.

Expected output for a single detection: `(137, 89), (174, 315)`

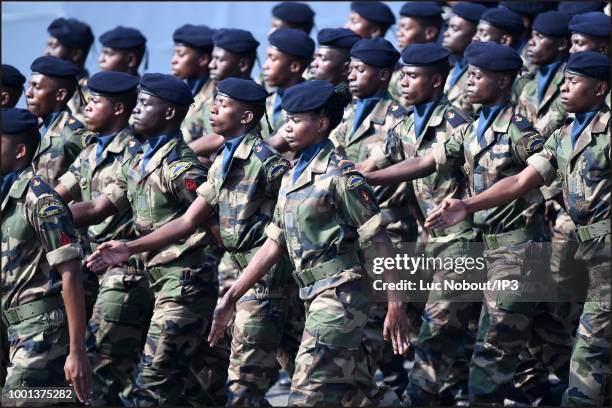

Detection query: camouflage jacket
(1, 167), (82, 311)
(432, 103), (547, 235)
(196, 129), (289, 252)
(528, 104), (610, 260)
(265, 140), (384, 299)
(66, 76), (90, 124)
(444, 64), (476, 117)
(331, 93), (418, 242)
(58, 127), (141, 246)
(382, 97), (476, 242)
(516, 62), (567, 139)
(266, 90), (288, 134)
(32, 109), (91, 187)
(103, 135), (214, 269)
(181, 78), (216, 144)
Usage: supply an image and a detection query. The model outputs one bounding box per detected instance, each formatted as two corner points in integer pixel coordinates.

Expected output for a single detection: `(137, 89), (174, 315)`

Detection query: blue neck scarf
(94, 134), (116, 164)
(448, 57), (468, 89)
(292, 139), (330, 185)
(221, 134), (246, 180)
(272, 90), (284, 128)
(141, 133), (175, 172)
(353, 92), (386, 133)
(40, 111), (61, 138)
(571, 110), (598, 149)
(537, 60), (563, 104)
(1, 167), (26, 203)
(413, 97), (441, 139)
(477, 104), (505, 143)
(186, 75), (208, 97)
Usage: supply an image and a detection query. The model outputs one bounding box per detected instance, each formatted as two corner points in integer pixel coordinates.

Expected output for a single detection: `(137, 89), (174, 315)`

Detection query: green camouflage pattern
(444, 66), (476, 117)
(181, 78), (216, 144)
(266, 91), (287, 133)
(66, 76), (90, 124)
(388, 68), (411, 110)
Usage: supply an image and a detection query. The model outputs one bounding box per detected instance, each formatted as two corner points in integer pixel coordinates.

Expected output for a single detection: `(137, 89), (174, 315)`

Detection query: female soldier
(208, 80), (409, 406)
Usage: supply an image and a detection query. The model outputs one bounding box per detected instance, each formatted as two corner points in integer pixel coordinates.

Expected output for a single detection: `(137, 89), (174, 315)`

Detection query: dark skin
(526, 31), (569, 66)
(473, 21), (517, 48)
(262, 46), (307, 89)
(1, 86), (23, 108)
(171, 43), (211, 80)
(344, 11), (386, 38)
(569, 33), (609, 54)
(396, 16), (438, 51)
(347, 59), (392, 99)
(424, 73), (609, 231)
(98, 46), (141, 76)
(206, 110), (411, 355)
(310, 46), (351, 85)
(269, 18), (311, 36)
(443, 15), (477, 56)
(1, 135), (91, 404)
(26, 73), (71, 118)
(44, 36), (87, 69)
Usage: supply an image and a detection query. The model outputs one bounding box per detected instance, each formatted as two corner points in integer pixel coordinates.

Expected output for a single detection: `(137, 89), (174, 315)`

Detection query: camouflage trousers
(289, 279), (400, 407)
(86, 261), (154, 407)
(469, 240), (574, 405)
(129, 254), (221, 406)
(227, 251), (304, 406)
(562, 259), (610, 406)
(3, 307), (69, 407)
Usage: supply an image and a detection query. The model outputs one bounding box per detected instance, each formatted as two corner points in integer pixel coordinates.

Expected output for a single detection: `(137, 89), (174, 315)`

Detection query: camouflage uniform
(266, 91), (288, 134)
(1, 168), (83, 403)
(181, 78), (216, 144)
(381, 97), (481, 404)
(388, 67), (411, 110)
(196, 129), (304, 406)
(102, 135), (222, 406)
(264, 140), (399, 406)
(58, 128), (154, 406)
(445, 62), (476, 117)
(528, 104), (611, 406)
(66, 75), (90, 124)
(431, 103), (575, 403)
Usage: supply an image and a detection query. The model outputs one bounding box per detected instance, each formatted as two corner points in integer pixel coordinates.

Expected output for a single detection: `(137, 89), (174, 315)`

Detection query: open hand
(424, 198), (468, 230)
(383, 301), (410, 355)
(208, 295), (235, 347)
(86, 240), (130, 273)
(64, 350), (91, 405)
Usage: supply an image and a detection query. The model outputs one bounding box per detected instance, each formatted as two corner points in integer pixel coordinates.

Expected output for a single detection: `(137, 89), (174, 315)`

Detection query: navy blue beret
(569, 11), (611, 37)
(400, 2), (442, 18)
(350, 2), (396, 26)
(216, 78), (268, 104)
(281, 80), (335, 113)
(2, 108), (40, 135)
(559, 2), (605, 15)
(401, 43), (449, 66)
(2, 64), (26, 87)
(88, 71), (139, 95)
(451, 3), (488, 24)
(269, 28), (315, 59)
(213, 28), (259, 54)
(465, 41), (523, 71)
(500, 1), (545, 17)
(566, 51), (610, 80)
(173, 24), (215, 49)
(139, 73), (194, 106)
(99, 26), (146, 49)
(317, 28), (362, 49)
(351, 38), (400, 67)
(532, 11), (572, 37)
(47, 17), (94, 49)
(272, 2), (315, 26)
(481, 7), (525, 33)
(30, 56), (79, 77)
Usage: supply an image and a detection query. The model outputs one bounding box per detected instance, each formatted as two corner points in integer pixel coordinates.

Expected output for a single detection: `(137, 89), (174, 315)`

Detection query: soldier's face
(209, 94), (246, 135)
(44, 36), (72, 60)
(283, 112), (323, 151)
(209, 47), (242, 83)
(262, 47), (294, 88)
(443, 15), (476, 55)
(399, 66), (438, 105)
(560, 73), (607, 113)
(131, 92), (169, 136)
(98, 47), (131, 72)
(344, 12), (379, 38)
(466, 66), (499, 104)
(83, 94), (116, 133)
(473, 22), (503, 43)
(526, 31), (565, 65)
(26, 74), (60, 118)
(310, 47), (348, 85)
(171, 44), (207, 80)
(569, 33), (608, 54)
(347, 59), (386, 99)
(396, 17), (428, 51)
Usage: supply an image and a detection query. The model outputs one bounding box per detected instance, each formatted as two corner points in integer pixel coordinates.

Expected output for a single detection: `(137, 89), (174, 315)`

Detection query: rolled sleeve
(432, 142), (449, 171)
(527, 153), (557, 186)
(196, 180), (218, 207)
(357, 212), (384, 242)
(264, 222), (286, 248)
(103, 182), (129, 213)
(46, 242), (83, 266)
(58, 171), (81, 200)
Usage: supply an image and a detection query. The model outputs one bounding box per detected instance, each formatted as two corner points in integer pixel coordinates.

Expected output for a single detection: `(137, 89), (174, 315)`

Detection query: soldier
(1, 64), (26, 108)
(53, 71), (154, 406)
(269, 2), (315, 35)
(425, 50), (610, 407)
(344, 1), (395, 39)
(172, 24), (217, 144)
(98, 26), (147, 76)
(208, 80), (410, 406)
(558, 1), (606, 15)
(363, 42), (574, 404)
(1, 108), (90, 405)
(568, 11), (610, 54)
(44, 17), (94, 123)
(263, 28), (315, 132)
(67, 73), (222, 406)
(88, 78), (304, 406)
(442, 2), (487, 116)
(309, 28), (361, 86)
(499, 1), (546, 68)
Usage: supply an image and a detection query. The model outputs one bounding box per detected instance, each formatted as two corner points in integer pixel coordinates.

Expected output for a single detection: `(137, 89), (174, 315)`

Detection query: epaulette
(329, 151), (355, 171)
(445, 107), (469, 128)
(252, 140), (275, 162)
(127, 138), (142, 156)
(166, 144), (180, 163)
(388, 101), (408, 119)
(66, 116), (84, 131)
(29, 176), (54, 197)
(511, 113), (534, 132)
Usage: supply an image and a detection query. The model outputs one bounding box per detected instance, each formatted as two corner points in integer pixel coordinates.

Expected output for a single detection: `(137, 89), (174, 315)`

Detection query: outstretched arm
(69, 195), (117, 228)
(366, 153), (436, 186)
(189, 133), (225, 157)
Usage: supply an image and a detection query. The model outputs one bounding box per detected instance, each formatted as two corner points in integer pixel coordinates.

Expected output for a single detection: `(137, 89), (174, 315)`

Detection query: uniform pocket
(307, 324), (361, 384)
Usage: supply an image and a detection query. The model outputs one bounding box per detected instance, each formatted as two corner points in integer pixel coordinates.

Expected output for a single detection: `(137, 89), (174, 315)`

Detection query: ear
(370, 26), (383, 38)
(599, 41), (609, 54)
(55, 87), (68, 103)
(500, 34), (513, 47)
(595, 80), (609, 97)
(379, 67), (392, 82)
(432, 72), (444, 89)
(241, 110), (255, 125)
(113, 101), (126, 116)
(557, 37), (570, 54)
(498, 73), (512, 91)
(165, 106), (176, 121)
(424, 26), (439, 42)
(1, 91), (9, 106)
(198, 53), (212, 70)
(126, 52), (139, 69)
(69, 48), (85, 64)
(15, 143), (27, 160)
(238, 57), (250, 74)
(341, 60), (351, 79)
(318, 115), (330, 133)
(289, 60), (303, 74)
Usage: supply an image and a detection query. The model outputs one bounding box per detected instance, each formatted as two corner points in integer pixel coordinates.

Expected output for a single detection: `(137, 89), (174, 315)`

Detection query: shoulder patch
(329, 151), (354, 171)
(446, 107), (469, 128)
(266, 157), (290, 181)
(388, 101), (408, 118)
(511, 113), (533, 132)
(127, 138), (142, 156)
(346, 174), (365, 190)
(252, 140), (274, 162)
(169, 161), (193, 180)
(526, 135), (545, 154)
(38, 200), (66, 218)
(67, 116), (84, 131)
(29, 176), (54, 197)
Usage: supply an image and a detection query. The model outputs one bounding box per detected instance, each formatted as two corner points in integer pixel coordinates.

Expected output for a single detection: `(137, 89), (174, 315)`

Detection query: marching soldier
(344, 1), (395, 39)
(1, 64), (26, 108)
(98, 26), (147, 76)
(269, 2), (315, 35)
(310, 27), (361, 86)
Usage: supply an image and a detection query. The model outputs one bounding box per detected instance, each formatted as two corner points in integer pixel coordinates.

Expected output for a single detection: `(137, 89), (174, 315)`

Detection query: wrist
(69, 344), (86, 354)
(463, 198), (475, 214)
(125, 240), (137, 255)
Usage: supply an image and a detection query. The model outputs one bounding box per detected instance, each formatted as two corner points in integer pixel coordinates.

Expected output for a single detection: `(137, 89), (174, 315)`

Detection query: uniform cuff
(58, 171), (80, 200)
(196, 181), (218, 207)
(46, 242), (83, 266)
(527, 154), (556, 186)
(102, 183), (129, 213)
(432, 142), (449, 171)
(264, 222), (286, 248)
(370, 145), (392, 169)
(357, 213), (385, 242)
